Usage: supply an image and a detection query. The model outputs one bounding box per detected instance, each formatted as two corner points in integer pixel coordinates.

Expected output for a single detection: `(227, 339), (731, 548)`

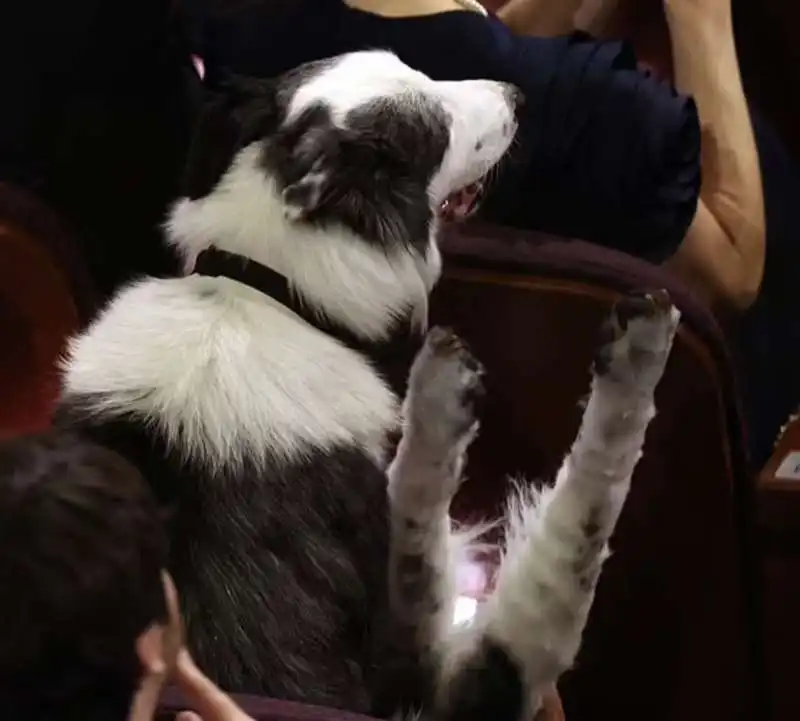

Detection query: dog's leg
(438, 291), (680, 721)
(380, 327), (485, 717)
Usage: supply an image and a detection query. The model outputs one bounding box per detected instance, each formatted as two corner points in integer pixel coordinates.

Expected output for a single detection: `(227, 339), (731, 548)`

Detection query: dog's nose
(502, 83), (525, 109)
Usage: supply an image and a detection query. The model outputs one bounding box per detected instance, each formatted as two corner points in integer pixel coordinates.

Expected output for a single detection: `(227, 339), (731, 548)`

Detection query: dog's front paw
(403, 326), (485, 458)
(593, 290), (681, 392)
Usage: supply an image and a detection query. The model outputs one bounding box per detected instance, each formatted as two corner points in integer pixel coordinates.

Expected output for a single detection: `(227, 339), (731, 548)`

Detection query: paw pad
(593, 290), (680, 383)
(405, 326), (486, 447)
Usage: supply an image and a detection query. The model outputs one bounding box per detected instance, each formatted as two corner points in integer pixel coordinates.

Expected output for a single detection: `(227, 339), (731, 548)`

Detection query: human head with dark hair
(0, 431), (180, 721)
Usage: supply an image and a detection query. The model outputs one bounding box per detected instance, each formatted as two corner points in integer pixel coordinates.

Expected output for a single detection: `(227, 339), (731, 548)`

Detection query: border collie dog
(56, 51), (679, 720)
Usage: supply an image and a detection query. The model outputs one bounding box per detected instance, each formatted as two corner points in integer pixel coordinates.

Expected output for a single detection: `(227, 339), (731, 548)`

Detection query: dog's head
(170, 51), (519, 337)
(267, 51), (519, 242)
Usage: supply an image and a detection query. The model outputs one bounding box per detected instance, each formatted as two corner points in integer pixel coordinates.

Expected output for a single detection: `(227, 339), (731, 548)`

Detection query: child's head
(0, 431), (178, 721)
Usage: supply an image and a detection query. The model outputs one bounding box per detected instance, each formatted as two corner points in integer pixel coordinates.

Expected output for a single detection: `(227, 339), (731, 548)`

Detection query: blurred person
(0, 431), (254, 721)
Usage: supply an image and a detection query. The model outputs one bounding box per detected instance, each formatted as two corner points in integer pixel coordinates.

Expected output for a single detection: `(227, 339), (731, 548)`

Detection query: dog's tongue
(440, 183), (482, 222)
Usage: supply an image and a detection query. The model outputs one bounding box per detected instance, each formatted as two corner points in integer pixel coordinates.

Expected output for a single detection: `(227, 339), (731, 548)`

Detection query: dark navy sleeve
(476, 24), (701, 262)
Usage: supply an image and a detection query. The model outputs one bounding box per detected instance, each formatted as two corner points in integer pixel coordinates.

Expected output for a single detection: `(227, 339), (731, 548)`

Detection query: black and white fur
(382, 294), (679, 721)
(55, 51), (680, 720)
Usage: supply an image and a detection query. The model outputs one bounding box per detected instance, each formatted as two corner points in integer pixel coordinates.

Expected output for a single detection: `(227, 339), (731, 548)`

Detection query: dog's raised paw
(593, 290), (681, 390)
(404, 326), (485, 453)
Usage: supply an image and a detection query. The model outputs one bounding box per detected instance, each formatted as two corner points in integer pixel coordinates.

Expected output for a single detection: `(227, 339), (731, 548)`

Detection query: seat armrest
(759, 410), (800, 534)
(760, 411), (800, 485)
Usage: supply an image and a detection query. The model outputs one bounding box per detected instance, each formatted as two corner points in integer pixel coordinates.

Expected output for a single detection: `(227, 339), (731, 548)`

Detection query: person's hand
(171, 649), (255, 721)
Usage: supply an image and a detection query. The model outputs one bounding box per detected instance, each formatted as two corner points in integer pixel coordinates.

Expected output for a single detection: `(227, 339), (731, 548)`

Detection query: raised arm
(663, 0), (765, 310)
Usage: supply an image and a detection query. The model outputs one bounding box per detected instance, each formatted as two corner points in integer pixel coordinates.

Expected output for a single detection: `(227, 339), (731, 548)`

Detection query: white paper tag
(775, 451), (800, 480)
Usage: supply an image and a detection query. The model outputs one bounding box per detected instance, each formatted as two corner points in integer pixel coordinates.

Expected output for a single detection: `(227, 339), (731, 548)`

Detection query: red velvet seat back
(0, 184), (96, 436)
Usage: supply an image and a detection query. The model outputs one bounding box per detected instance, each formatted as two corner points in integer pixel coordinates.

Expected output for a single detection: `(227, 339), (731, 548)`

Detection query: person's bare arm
(664, 1), (765, 310)
(496, 0), (584, 36)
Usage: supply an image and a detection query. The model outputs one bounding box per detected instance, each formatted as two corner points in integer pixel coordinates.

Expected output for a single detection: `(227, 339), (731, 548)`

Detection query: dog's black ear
(279, 121), (396, 220)
(181, 75), (280, 201)
(279, 122), (344, 222)
(282, 165), (330, 221)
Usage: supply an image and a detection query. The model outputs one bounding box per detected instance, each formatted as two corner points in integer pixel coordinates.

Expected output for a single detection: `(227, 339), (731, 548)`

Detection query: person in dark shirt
(193, 0), (699, 265)
(193, 0), (785, 466)
(190, 0), (764, 314)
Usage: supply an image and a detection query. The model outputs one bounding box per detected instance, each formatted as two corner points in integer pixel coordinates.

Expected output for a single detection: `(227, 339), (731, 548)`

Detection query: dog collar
(191, 247), (421, 395)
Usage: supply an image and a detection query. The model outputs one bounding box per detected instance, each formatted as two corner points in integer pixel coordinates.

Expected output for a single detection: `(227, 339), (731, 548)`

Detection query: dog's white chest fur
(61, 274), (399, 470)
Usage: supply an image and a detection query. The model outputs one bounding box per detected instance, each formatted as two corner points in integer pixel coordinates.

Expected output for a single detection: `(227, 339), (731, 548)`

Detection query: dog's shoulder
(60, 274), (398, 470)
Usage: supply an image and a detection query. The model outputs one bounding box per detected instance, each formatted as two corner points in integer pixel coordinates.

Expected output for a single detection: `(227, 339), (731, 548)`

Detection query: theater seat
(433, 223), (765, 721)
(0, 183), (95, 437)
(156, 223), (762, 721)
(1, 186), (762, 720)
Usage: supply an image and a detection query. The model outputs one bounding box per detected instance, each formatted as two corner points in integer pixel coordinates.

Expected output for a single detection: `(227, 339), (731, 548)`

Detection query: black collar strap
(191, 247), (421, 396)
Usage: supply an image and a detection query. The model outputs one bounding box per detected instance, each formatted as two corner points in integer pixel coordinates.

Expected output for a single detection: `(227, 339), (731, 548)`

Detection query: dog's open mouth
(439, 181), (484, 222)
